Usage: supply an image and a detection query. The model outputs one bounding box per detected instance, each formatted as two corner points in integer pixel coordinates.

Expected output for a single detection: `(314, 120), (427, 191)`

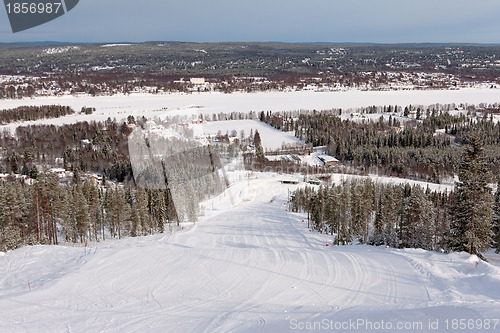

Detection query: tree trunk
(36, 194), (40, 242)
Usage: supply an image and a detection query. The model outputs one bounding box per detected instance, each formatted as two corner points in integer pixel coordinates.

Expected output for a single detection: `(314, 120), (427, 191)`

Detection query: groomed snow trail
(0, 176), (499, 332)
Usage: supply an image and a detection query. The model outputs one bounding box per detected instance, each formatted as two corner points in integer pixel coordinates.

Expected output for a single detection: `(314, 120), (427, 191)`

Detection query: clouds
(1, 0), (499, 43)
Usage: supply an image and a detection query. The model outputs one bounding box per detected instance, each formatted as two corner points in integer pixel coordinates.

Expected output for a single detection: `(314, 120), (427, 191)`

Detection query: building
(281, 179), (299, 185)
(50, 168), (71, 178)
(190, 78), (206, 85)
(318, 155), (339, 167)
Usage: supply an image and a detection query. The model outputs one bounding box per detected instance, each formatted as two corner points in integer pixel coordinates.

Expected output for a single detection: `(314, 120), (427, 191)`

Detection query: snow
(42, 46), (80, 55)
(318, 154), (339, 163)
(200, 119), (302, 150)
(100, 44), (134, 48)
(365, 174), (454, 193)
(0, 172), (498, 332)
(1, 88), (500, 133)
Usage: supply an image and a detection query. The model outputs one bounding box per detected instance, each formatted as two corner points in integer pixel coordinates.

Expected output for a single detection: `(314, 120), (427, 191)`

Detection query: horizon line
(2, 41), (500, 46)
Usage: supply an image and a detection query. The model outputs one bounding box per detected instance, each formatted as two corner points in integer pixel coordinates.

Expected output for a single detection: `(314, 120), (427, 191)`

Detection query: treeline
(291, 137), (500, 256)
(0, 118), (233, 251)
(2, 114), (246, 181)
(293, 179), (500, 253)
(1, 118), (134, 181)
(0, 173), (180, 251)
(0, 105), (74, 125)
(261, 103), (500, 182)
(292, 180), (451, 250)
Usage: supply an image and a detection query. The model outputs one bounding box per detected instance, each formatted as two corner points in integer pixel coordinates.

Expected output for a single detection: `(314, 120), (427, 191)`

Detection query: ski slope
(0, 174), (499, 332)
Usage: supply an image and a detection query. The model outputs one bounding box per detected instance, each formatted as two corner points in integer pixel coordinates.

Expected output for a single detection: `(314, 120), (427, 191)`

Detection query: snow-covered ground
(1, 173), (499, 332)
(1, 88), (500, 133)
(199, 119), (302, 150)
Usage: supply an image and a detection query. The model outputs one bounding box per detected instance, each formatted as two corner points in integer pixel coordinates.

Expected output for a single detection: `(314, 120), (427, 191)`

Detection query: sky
(1, 0), (500, 44)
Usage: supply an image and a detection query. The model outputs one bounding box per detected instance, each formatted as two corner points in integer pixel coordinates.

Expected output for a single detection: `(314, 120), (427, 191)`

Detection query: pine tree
(0, 183), (24, 251)
(74, 185), (90, 243)
(34, 172), (60, 245)
(83, 181), (100, 241)
(135, 187), (151, 235)
(58, 186), (76, 242)
(156, 190), (166, 233)
(130, 206), (140, 237)
(446, 136), (494, 258)
(3, 224), (22, 251)
(107, 188), (131, 239)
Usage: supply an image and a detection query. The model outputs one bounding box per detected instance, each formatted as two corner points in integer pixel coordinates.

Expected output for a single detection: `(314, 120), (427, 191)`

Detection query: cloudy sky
(1, 0), (500, 43)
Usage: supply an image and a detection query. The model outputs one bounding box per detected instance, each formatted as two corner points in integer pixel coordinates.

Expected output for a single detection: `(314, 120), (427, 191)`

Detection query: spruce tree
(360, 179), (375, 243)
(253, 130), (264, 158)
(326, 186), (340, 237)
(337, 182), (352, 244)
(403, 185), (436, 250)
(447, 136), (494, 258)
(372, 193), (384, 246)
(373, 185), (399, 247)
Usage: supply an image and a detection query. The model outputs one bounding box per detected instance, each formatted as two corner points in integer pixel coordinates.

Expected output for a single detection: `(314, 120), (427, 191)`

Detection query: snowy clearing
(199, 120), (302, 150)
(0, 173), (498, 332)
(1, 88), (500, 133)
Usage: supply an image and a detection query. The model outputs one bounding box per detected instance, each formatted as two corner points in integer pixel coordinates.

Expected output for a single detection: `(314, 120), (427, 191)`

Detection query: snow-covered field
(1, 173), (499, 332)
(199, 119), (302, 150)
(1, 88), (500, 133)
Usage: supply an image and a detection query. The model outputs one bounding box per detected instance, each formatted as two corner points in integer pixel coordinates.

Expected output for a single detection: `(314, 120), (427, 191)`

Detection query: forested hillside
(262, 103), (500, 182)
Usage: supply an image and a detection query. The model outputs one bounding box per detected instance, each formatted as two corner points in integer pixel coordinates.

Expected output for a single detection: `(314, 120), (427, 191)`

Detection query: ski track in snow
(0, 176), (499, 332)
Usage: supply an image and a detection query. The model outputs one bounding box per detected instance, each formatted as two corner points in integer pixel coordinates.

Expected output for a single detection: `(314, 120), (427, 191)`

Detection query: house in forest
(318, 155), (339, 167)
(190, 78), (206, 85)
(49, 168), (72, 179)
(281, 179), (299, 185)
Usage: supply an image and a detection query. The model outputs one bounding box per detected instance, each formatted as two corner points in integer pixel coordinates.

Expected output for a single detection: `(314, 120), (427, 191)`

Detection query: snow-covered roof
(318, 155), (339, 163)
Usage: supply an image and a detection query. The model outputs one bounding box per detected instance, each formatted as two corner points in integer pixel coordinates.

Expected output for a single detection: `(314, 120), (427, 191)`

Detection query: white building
(190, 78), (206, 85)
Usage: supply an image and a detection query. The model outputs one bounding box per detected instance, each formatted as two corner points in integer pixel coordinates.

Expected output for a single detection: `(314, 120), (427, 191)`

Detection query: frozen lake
(1, 88), (499, 132)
